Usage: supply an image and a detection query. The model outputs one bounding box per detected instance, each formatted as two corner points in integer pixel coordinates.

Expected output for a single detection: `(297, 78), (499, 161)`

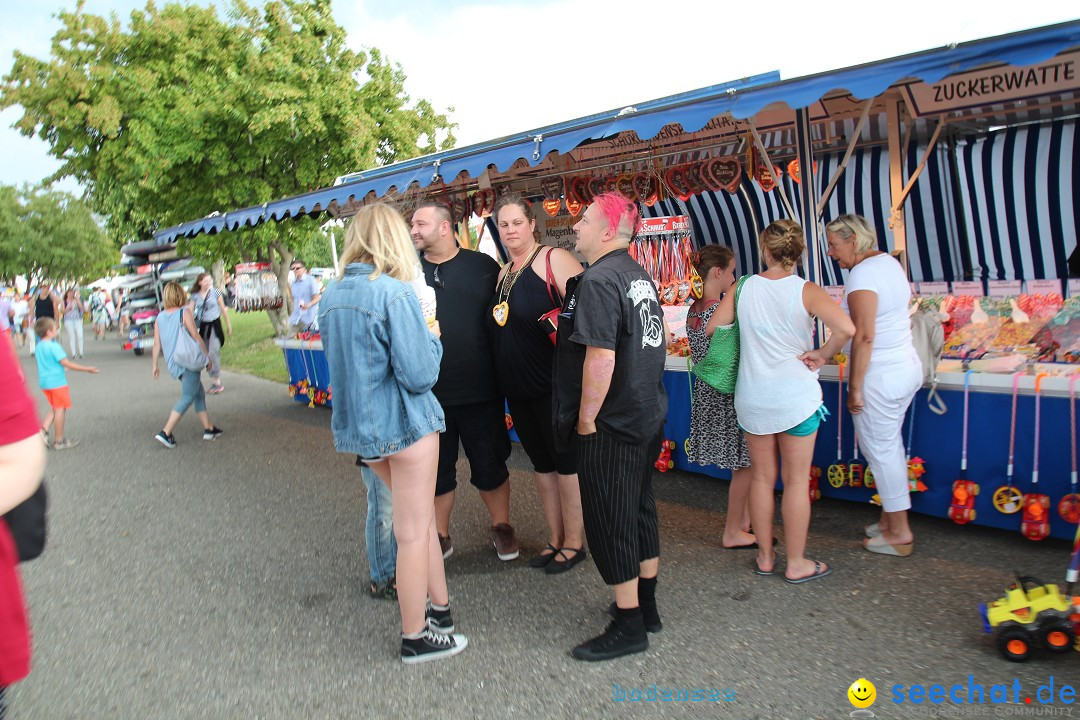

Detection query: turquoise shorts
(785, 405), (829, 437)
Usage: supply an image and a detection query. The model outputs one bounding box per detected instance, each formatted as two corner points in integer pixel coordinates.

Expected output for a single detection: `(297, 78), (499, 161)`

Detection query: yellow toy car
(979, 575), (1079, 662)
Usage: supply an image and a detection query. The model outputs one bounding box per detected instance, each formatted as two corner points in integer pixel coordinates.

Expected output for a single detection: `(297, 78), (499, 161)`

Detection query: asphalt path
(7, 329), (1079, 719)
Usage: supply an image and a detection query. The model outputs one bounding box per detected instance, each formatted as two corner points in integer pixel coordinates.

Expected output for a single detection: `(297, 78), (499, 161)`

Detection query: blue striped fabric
(642, 120), (1079, 285)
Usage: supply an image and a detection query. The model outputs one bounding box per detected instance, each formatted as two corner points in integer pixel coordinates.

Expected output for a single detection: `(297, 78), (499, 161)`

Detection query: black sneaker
(426, 602), (455, 634)
(609, 602), (663, 633)
(155, 431), (176, 449)
(571, 614), (648, 662)
(202, 426), (224, 441)
(400, 628), (468, 665)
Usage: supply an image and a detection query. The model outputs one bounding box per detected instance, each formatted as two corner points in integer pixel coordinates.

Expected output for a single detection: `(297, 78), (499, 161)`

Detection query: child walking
(34, 317), (99, 450)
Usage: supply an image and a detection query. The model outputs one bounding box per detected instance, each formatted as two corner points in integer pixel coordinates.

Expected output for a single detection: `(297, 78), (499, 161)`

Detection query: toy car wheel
(970, 510), (976, 521)
(997, 626), (1033, 662)
(133, 347), (144, 356)
(1039, 620), (1076, 654)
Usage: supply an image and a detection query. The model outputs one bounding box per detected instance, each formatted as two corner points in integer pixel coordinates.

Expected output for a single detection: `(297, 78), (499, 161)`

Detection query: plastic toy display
(809, 466), (822, 502)
(1021, 374), (1052, 541)
(828, 359), (849, 489)
(234, 262), (284, 313)
(993, 372), (1025, 515)
(654, 440), (675, 473)
(1061, 375), (1080, 523)
(979, 575), (1078, 662)
(950, 372), (979, 524)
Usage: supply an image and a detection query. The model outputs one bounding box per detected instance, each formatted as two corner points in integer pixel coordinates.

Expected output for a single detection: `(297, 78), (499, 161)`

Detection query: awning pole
(816, 98), (875, 218)
(891, 120), (944, 215)
(885, 94), (909, 272)
(747, 120), (797, 220)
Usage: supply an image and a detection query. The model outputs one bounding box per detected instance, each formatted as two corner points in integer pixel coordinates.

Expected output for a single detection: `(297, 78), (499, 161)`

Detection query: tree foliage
(2, 0), (455, 330)
(0, 184), (115, 284)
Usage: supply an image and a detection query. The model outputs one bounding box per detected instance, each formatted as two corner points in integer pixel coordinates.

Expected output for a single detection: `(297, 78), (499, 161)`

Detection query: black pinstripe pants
(577, 428), (661, 585)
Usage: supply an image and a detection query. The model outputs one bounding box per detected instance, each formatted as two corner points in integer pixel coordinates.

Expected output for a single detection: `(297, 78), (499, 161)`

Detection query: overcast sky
(1, 1), (1077, 195)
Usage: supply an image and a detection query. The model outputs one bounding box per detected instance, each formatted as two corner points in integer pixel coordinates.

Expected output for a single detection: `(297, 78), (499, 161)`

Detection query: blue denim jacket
(319, 263), (445, 458)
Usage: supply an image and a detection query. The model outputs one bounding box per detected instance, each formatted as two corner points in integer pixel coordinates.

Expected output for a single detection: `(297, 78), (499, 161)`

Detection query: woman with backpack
(188, 273), (232, 395)
(818, 214), (922, 557)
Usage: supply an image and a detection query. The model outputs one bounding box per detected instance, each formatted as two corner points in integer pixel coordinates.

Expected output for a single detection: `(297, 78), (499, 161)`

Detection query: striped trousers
(577, 429), (661, 585)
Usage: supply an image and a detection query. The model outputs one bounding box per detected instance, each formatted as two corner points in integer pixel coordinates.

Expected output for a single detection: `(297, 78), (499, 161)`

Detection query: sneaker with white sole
(40, 429), (50, 448)
(400, 628), (468, 665)
(426, 602), (455, 635)
(491, 523), (520, 561)
(53, 439), (80, 451)
(202, 426), (224, 441)
(439, 534), (453, 559)
(154, 431), (177, 448)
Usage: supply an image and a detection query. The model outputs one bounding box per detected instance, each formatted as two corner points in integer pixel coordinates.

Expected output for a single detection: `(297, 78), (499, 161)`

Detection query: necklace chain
(497, 245), (543, 304)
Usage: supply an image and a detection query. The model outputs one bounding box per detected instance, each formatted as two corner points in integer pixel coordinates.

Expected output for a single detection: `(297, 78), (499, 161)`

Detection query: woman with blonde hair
(707, 220), (854, 583)
(817, 214), (922, 556)
(319, 203), (467, 664)
(151, 281), (222, 448)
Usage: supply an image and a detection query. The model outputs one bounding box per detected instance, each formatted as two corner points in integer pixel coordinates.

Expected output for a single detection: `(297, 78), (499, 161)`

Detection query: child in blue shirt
(34, 317), (99, 449)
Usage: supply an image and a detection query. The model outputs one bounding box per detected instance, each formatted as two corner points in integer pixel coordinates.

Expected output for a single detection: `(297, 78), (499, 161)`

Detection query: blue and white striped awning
(153, 21), (1080, 245)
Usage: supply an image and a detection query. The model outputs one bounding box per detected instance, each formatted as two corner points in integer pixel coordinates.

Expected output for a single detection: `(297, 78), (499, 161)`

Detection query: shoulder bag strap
(544, 247), (561, 307)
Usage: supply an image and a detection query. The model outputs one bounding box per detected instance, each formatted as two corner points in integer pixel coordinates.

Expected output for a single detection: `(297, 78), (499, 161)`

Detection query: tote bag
(691, 275), (747, 394)
(173, 309), (208, 371)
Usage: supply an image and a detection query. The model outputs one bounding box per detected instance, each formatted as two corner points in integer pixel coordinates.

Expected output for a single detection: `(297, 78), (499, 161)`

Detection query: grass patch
(220, 311), (289, 384)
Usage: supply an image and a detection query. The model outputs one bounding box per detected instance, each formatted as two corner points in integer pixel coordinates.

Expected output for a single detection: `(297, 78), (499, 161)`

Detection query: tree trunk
(211, 259), (225, 288)
(265, 241), (294, 336)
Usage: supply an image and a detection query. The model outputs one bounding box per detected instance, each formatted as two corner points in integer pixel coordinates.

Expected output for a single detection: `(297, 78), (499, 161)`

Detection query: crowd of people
(315, 198), (920, 666)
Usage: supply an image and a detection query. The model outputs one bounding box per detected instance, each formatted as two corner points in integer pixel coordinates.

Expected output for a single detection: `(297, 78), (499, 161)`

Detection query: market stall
(150, 22), (1080, 538)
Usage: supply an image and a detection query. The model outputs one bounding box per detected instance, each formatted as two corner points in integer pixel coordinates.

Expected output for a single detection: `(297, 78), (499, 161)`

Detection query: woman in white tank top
(706, 220), (853, 583)
(817, 215), (922, 558)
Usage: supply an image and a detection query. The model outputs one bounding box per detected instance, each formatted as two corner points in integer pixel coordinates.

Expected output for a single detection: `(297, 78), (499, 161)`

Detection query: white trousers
(852, 363), (922, 513)
(64, 319), (85, 357)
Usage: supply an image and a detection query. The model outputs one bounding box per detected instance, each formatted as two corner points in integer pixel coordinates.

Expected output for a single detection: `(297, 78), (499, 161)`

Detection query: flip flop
(724, 537), (779, 550)
(865, 523), (882, 538)
(864, 535), (914, 557)
(784, 560), (832, 584)
(753, 561), (775, 576)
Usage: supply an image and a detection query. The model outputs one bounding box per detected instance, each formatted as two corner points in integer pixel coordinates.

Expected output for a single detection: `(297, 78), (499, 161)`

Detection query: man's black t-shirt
(421, 249), (501, 406)
(553, 248), (668, 448)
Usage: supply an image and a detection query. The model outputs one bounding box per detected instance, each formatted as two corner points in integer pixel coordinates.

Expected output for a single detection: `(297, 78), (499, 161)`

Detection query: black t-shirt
(421, 249), (501, 406)
(553, 249), (668, 448)
(485, 257), (559, 401)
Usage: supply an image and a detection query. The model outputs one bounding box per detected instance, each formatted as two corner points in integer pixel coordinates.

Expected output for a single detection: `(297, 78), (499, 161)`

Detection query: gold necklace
(492, 245), (543, 327)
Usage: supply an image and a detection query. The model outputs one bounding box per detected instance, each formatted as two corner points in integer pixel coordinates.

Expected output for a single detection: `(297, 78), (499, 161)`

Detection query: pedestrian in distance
(33, 317), (100, 450)
(188, 273), (232, 395)
(150, 282), (223, 448)
(61, 288), (86, 359)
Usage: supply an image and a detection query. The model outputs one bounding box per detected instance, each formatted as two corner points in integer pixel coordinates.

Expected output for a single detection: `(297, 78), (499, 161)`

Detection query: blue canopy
(154, 20), (1080, 244)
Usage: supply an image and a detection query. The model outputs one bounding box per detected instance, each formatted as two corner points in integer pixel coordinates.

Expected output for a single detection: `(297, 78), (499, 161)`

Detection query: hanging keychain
(905, 407), (927, 493)
(1059, 374), (1080, 523)
(686, 236), (703, 299)
(828, 358), (849, 488)
(949, 370), (979, 524)
(993, 372), (1024, 514)
(1021, 374), (1051, 540)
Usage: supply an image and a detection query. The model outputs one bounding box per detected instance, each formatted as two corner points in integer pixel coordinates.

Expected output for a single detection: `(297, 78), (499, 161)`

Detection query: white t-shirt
(842, 253), (918, 369)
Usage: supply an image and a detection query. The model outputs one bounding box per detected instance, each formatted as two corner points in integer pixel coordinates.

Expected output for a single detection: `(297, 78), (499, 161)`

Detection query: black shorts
(507, 395), (577, 475)
(436, 399), (511, 496)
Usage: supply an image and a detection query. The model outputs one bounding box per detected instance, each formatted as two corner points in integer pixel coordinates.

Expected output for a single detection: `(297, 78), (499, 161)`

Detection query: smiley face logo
(848, 678), (876, 708)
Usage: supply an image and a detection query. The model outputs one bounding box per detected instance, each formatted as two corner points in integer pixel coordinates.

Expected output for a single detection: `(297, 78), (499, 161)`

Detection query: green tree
(2, 0), (455, 333)
(0, 184), (114, 285)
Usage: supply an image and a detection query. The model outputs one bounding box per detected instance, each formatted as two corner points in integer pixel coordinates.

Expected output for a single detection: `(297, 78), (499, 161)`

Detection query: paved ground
(7, 330), (1080, 719)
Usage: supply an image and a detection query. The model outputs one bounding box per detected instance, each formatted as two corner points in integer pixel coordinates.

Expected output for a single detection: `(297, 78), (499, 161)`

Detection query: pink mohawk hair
(591, 192), (639, 237)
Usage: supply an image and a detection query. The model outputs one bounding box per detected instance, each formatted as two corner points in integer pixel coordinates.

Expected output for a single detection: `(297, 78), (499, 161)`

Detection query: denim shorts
(785, 405), (829, 437)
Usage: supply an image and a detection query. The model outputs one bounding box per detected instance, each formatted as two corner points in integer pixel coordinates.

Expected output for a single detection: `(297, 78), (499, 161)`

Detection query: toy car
(809, 466), (822, 502)
(849, 462), (863, 488)
(949, 479), (979, 524)
(980, 575), (1079, 662)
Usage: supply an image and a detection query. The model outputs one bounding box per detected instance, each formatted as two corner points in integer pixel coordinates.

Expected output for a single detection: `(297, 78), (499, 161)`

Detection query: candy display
(628, 216), (699, 306)
(235, 262), (284, 313)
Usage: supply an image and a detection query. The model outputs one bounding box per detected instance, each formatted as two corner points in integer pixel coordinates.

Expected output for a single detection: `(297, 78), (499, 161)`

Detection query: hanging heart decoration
(565, 196), (583, 217)
(542, 198), (561, 217)
(664, 166), (692, 201)
(605, 176), (618, 193)
(571, 176), (592, 204)
(683, 162), (707, 196)
(615, 174), (636, 201)
(704, 157), (742, 193)
(449, 196), (468, 224)
(754, 160), (782, 193)
(588, 177), (608, 200)
(540, 177), (564, 201)
(787, 158), (818, 185)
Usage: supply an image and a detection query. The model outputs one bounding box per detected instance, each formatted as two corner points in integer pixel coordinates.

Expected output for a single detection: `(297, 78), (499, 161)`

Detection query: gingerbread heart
(683, 163), (706, 196)
(565, 196), (583, 217)
(588, 177), (608, 201)
(707, 157), (742, 193)
(571, 176), (591, 204)
(616, 174), (636, 201)
(665, 166), (692, 201)
(540, 177), (564, 200)
(542, 198), (561, 217)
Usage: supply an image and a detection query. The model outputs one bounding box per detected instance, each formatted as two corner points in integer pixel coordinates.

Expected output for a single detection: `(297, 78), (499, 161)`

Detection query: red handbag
(539, 248), (561, 345)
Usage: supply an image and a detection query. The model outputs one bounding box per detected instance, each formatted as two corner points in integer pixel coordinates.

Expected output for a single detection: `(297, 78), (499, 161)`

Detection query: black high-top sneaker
(572, 610), (648, 661)
(400, 628), (468, 665)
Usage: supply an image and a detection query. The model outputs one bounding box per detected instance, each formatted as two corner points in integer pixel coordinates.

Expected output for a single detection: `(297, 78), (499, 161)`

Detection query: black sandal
(528, 543), (560, 568)
(368, 577), (397, 600)
(545, 547), (587, 575)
